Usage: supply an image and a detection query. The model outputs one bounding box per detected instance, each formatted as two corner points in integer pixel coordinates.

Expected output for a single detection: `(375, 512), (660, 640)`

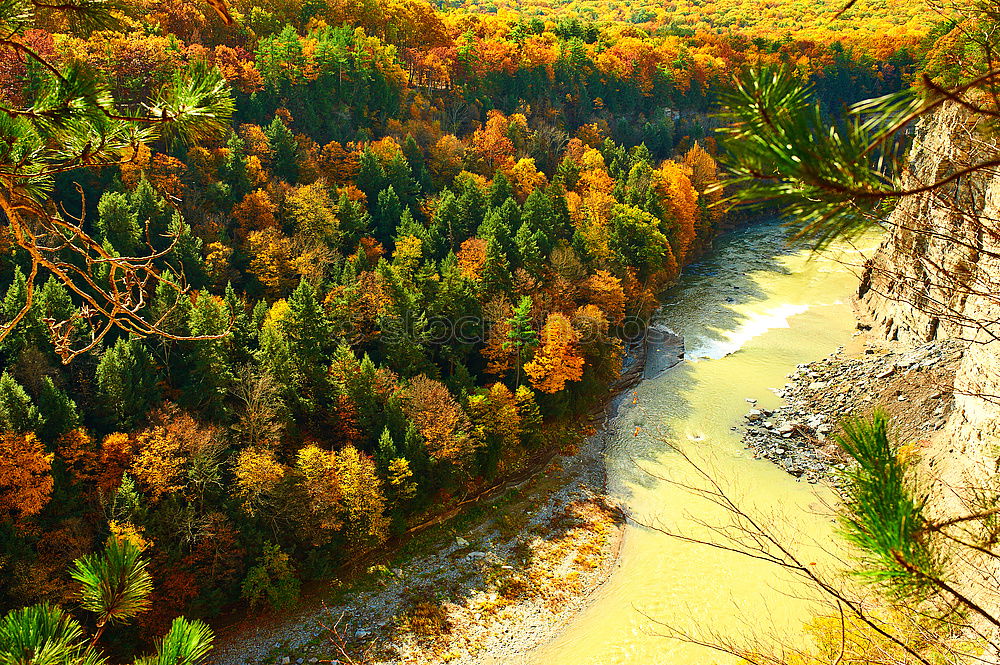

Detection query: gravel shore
(740, 334), (965, 484)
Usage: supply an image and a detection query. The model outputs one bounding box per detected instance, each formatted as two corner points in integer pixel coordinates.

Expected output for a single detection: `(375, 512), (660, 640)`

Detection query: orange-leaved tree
(401, 375), (476, 462)
(0, 431), (53, 523)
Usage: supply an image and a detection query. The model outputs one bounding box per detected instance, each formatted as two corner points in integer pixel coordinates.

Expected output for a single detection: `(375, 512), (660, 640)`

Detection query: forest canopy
(0, 0), (952, 652)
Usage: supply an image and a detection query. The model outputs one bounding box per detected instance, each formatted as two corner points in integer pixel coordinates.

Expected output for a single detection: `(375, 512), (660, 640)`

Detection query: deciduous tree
(581, 270), (626, 324)
(233, 447), (286, 516)
(523, 312), (585, 394)
(248, 227), (296, 296)
(295, 444), (344, 537)
(401, 376), (475, 462)
(0, 431), (53, 522)
(334, 445), (389, 548)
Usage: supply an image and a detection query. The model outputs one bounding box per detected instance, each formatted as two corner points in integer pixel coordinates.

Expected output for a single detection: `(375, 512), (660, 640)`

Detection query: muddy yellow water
(530, 221), (879, 665)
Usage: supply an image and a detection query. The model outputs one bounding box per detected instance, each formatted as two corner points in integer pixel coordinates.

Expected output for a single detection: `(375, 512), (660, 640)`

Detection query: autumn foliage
(0, 432), (53, 522)
(524, 313), (586, 394)
(402, 376), (476, 462)
(0, 0), (934, 635)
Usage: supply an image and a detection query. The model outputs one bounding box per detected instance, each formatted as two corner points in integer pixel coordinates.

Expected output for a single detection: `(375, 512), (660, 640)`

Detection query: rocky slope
(743, 338), (964, 483)
(856, 101), (1000, 484)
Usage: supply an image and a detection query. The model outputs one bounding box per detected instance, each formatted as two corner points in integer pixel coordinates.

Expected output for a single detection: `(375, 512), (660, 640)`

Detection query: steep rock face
(857, 103), (996, 345)
(855, 102), (1000, 622)
(857, 101), (1000, 493)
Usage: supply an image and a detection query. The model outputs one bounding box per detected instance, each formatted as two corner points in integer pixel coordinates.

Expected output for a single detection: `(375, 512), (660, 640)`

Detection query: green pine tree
(164, 213), (208, 289)
(521, 189), (557, 254)
(265, 116), (300, 182)
(0, 372), (41, 434)
(375, 186), (404, 248)
(97, 192), (142, 256)
(279, 280), (334, 415)
(376, 426), (397, 469)
(2, 538), (213, 665)
(36, 377), (80, 441)
(504, 296), (538, 386)
(356, 148), (387, 207)
(374, 261), (433, 377)
(488, 172), (513, 208)
(225, 284), (258, 367)
(129, 178), (170, 250)
(515, 222), (544, 276)
(385, 152), (418, 207)
(481, 238), (512, 295)
(0, 267), (48, 360)
(456, 178), (487, 239)
(95, 338), (160, 431)
(184, 291), (235, 420)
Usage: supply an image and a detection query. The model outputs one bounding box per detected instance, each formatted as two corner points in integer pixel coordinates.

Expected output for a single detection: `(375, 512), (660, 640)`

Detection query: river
(529, 220), (878, 665)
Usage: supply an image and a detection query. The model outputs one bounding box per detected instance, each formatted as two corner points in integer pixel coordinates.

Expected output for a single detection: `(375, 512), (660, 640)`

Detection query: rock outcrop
(743, 340), (964, 483)
(857, 102), (1000, 490)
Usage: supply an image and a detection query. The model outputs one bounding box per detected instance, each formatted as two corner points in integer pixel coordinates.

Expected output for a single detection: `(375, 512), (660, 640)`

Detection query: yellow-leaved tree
(130, 429), (186, 502)
(581, 270), (626, 324)
(286, 181), (340, 246)
(234, 447), (286, 516)
(248, 227), (295, 296)
(295, 444), (344, 536)
(334, 445), (389, 549)
(524, 313), (585, 394)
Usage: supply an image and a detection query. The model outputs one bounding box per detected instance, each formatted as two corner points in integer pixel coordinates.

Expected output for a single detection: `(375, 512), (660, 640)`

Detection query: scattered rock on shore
(741, 339), (964, 484)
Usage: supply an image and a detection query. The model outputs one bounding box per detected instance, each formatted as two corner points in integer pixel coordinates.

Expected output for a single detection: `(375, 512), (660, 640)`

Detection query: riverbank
(740, 329), (965, 484)
(210, 332), (686, 665)
(210, 418), (620, 664)
(211, 423), (621, 665)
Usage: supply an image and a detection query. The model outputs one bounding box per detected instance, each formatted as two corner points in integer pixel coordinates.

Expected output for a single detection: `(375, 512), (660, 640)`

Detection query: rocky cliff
(857, 101), (1000, 508)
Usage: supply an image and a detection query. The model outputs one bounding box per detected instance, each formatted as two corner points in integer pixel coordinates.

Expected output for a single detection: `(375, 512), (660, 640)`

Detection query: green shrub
(241, 543), (301, 611)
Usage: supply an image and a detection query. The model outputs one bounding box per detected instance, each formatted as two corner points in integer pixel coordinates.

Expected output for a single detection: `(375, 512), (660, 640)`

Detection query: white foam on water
(687, 303), (812, 360)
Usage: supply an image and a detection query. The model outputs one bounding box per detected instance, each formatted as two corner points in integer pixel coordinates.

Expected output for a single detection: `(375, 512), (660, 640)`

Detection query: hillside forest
(0, 0), (963, 653)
